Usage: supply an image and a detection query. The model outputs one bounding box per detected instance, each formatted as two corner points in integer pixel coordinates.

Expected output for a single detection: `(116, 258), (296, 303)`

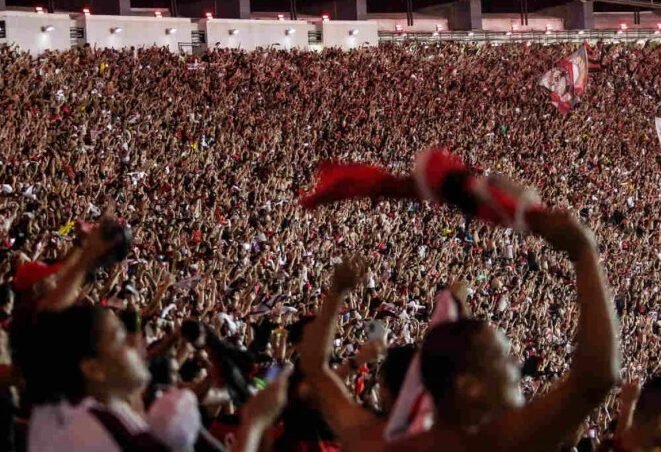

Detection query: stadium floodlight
(229, 29), (239, 36)
(41, 25), (55, 32)
(82, 8), (91, 16)
(166, 28), (177, 35)
(205, 12), (213, 19)
(349, 29), (359, 36)
(322, 14), (330, 22)
(35, 6), (44, 14)
(277, 14), (285, 21)
(155, 11), (162, 18)
(285, 28), (296, 36)
(111, 27), (123, 34)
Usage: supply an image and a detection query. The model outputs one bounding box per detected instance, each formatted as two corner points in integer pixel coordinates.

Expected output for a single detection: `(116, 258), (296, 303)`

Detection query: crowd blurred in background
(0, 41), (659, 451)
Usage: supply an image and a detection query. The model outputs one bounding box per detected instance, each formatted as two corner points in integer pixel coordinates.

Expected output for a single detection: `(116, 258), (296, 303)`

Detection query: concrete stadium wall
(203, 18), (314, 51)
(482, 14), (565, 32)
(84, 15), (196, 52)
(0, 10), (73, 55)
(594, 12), (661, 30)
(367, 14), (450, 33)
(1, 11), (659, 55)
(322, 20), (377, 49)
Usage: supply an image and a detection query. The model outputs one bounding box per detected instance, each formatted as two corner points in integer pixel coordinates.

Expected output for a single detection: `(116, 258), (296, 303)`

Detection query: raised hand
(331, 255), (367, 294)
(527, 209), (596, 261)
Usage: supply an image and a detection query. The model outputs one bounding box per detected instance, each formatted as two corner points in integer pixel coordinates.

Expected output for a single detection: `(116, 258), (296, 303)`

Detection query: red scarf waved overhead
(300, 148), (545, 232)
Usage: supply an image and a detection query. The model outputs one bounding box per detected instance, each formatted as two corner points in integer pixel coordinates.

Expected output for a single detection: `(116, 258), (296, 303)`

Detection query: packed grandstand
(0, 29), (660, 452)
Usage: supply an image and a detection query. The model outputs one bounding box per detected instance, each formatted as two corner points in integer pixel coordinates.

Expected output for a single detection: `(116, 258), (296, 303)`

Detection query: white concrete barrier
(203, 18), (314, 51)
(0, 10), (73, 55)
(322, 21), (377, 49)
(84, 15), (196, 52)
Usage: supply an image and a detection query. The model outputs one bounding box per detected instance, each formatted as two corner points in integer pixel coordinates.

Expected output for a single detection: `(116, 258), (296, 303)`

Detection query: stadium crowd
(0, 40), (659, 451)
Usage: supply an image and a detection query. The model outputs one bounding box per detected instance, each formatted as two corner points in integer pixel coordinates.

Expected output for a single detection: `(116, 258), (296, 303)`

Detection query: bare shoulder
(381, 429), (475, 452)
(341, 417), (388, 452)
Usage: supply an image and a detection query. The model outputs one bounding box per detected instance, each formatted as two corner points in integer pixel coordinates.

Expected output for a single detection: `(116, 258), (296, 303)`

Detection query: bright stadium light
(155, 11), (162, 18)
(82, 8), (91, 16)
(205, 12), (213, 19)
(322, 14), (330, 22)
(35, 6), (44, 14)
(277, 14), (285, 21)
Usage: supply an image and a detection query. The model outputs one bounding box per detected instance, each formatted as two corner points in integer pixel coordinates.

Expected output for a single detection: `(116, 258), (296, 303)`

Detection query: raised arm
(300, 256), (366, 370)
(298, 257), (380, 442)
(233, 367), (292, 452)
(614, 379), (641, 441)
(38, 224), (116, 312)
(489, 210), (620, 451)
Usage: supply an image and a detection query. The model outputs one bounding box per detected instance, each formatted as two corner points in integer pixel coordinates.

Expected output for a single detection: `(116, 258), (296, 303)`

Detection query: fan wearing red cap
(12, 261), (63, 301)
(9, 219), (125, 388)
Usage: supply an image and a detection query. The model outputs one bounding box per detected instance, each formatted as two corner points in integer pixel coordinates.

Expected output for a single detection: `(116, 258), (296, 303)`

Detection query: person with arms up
(299, 209), (620, 452)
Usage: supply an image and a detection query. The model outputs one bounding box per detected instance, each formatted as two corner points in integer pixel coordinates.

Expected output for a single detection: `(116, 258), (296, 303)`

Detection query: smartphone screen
(264, 365), (282, 383)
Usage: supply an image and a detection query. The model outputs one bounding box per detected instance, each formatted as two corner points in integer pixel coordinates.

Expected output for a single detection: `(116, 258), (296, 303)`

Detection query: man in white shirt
(8, 220), (200, 451)
(27, 305), (200, 451)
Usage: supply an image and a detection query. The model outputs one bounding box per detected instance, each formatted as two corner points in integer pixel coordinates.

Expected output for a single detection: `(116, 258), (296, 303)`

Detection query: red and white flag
(539, 45), (589, 115)
(384, 290), (457, 441)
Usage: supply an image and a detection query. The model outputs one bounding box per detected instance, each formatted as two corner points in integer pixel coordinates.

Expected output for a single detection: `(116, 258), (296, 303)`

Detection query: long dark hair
(27, 305), (107, 404)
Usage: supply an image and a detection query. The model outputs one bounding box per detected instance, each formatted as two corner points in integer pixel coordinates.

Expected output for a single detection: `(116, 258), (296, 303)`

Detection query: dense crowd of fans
(0, 40), (659, 451)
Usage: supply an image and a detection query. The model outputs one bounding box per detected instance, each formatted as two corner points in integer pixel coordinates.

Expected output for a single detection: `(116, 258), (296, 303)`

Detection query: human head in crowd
(378, 344), (417, 415)
(32, 305), (150, 404)
(421, 319), (523, 425)
(11, 261), (61, 305)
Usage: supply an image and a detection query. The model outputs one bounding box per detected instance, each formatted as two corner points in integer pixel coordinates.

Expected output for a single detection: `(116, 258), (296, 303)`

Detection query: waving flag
(539, 45), (589, 114)
(384, 290), (457, 440)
